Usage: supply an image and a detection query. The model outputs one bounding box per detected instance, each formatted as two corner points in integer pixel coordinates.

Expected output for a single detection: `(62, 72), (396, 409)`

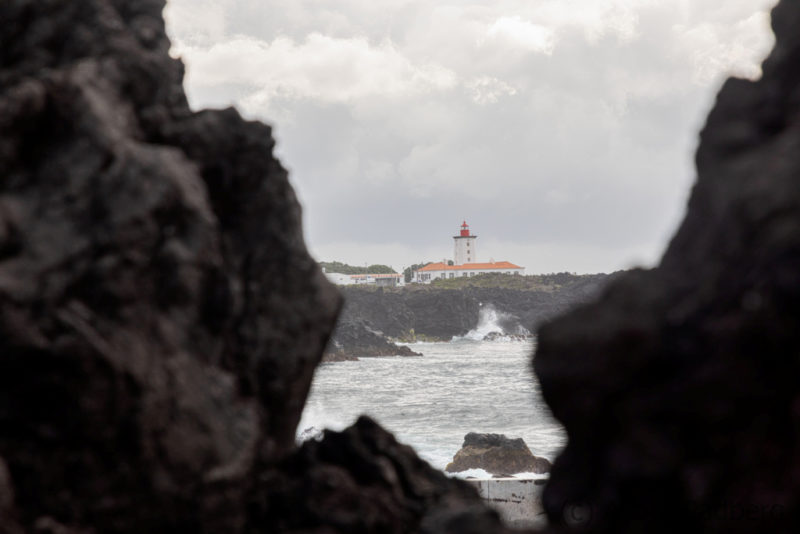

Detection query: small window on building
(469, 272), (475, 277)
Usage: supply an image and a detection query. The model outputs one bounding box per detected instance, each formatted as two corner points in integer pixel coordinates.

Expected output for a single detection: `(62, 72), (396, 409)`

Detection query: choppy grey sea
(298, 323), (565, 475)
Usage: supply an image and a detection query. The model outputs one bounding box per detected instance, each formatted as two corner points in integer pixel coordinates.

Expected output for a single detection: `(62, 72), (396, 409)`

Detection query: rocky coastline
(325, 275), (614, 358)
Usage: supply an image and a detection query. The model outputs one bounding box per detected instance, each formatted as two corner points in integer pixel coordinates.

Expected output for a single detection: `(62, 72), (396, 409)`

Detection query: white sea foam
(446, 468), (493, 479)
(454, 305), (506, 341)
(452, 305), (531, 341)
(298, 338), (564, 473)
(447, 469), (549, 480)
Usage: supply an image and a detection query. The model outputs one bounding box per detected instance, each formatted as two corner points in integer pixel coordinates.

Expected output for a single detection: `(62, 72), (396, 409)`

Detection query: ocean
(298, 313), (565, 476)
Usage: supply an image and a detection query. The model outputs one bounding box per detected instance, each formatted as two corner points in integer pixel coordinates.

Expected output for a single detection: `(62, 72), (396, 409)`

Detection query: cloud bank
(165, 0), (776, 273)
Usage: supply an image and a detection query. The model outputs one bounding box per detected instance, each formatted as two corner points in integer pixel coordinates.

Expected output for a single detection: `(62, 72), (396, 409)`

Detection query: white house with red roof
(412, 221), (525, 283)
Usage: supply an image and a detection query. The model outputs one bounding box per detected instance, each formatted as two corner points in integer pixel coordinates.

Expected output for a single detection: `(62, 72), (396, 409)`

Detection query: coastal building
(349, 273), (403, 287)
(323, 271), (404, 287)
(414, 261), (524, 283)
(413, 221), (525, 283)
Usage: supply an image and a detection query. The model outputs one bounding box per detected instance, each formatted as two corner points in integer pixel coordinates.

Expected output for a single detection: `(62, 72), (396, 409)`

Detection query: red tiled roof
(417, 261), (523, 272)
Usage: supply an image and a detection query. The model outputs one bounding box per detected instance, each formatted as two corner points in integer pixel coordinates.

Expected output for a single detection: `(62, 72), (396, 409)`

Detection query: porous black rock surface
(0, 1), (510, 533)
(446, 433), (551, 476)
(534, 1), (800, 532)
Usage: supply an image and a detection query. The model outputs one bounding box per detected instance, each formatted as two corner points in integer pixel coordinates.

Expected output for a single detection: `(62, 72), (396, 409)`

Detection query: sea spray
(454, 304), (530, 341)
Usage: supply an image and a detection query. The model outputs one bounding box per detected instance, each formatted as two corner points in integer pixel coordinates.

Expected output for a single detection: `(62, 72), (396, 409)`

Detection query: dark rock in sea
(534, 1), (800, 532)
(483, 331), (530, 342)
(321, 352), (360, 362)
(446, 433), (551, 476)
(256, 417), (523, 534)
(0, 2), (509, 533)
(328, 316), (422, 359)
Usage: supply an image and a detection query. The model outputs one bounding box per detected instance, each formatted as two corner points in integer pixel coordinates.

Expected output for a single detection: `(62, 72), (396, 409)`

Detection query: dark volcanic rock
(483, 331), (530, 342)
(0, 1), (516, 533)
(0, 0), (342, 530)
(534, 1), (800, 532)
(339, 286), (480, 340)
(257, 417), (524, 534)
(0, 1), (508, 533)
(327, 317), (422, 359)
(339, 278), (612, 341)
(446, 433), (551, 476)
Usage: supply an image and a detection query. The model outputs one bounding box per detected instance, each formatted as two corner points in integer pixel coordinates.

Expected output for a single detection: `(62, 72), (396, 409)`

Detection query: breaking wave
(454, 305), (530, 342)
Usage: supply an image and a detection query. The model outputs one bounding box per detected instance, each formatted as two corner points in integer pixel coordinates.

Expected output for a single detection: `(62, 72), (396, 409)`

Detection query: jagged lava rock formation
(325, 317), (421, 361)
(0, 1), (515, 533)
(446, 433), (551, 476)
(534, 1), (800, 532)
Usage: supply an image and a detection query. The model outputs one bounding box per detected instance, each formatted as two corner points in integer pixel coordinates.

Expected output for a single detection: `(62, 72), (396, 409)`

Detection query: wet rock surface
(534, 1), (800, 532)
(482, 331), (531, 342)
(326, 316), (422, 360)
(0, 1), (508, 533)
(446, 433), (551, 476)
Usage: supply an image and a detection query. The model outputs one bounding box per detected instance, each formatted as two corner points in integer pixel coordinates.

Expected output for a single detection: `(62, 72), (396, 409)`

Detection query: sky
(164, 0), (777, 274)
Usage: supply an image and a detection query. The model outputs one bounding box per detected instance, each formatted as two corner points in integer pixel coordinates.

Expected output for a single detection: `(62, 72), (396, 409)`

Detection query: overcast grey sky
(164, 0), (776, 274)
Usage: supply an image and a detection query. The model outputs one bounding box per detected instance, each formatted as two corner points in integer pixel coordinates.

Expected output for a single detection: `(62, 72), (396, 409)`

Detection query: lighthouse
(453, 220), (477, 265)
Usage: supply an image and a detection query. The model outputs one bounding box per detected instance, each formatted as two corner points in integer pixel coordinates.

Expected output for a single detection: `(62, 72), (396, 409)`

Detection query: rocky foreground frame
(1, 0), (799, 533)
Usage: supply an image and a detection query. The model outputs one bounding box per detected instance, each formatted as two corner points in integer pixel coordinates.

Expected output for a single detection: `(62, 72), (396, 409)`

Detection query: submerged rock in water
(446, 433), (551, 475)
(535, 1), (800, 532)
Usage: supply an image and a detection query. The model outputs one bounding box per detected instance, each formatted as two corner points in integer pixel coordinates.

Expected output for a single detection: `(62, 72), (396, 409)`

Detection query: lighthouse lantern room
(453, 220), (477, 265)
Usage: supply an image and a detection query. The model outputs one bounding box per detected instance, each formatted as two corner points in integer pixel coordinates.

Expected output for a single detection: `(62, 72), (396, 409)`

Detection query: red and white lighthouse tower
(453, 220), (477, 265)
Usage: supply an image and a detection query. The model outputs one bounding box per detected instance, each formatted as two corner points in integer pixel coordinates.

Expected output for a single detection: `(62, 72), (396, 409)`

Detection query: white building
(413, 261), (524, 283)
(324, 271), (404, 287)
(413, 221), (525, 283)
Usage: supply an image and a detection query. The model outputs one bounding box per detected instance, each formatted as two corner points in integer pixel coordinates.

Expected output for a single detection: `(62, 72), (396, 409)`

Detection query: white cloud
(674, 10), (774, 85)
(173, 34), (457, 114)
(165, 0), (778, 273)
(465, 76), (517, 105)
(485, 16), (555, 54)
